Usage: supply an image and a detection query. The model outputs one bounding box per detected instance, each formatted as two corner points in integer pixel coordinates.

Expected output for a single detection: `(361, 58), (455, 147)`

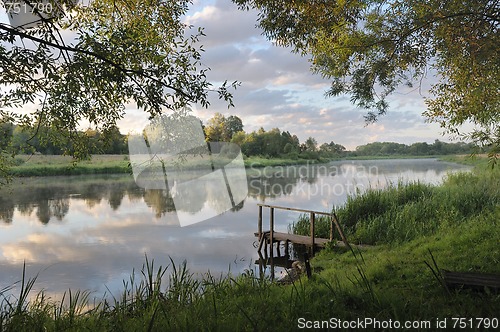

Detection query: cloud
(185, 1), (263, 48)
(116, 0), (450, 150)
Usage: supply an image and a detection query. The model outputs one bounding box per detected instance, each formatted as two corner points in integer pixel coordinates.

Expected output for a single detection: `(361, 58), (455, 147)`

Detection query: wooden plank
(443, 270), (500, 290)
(254, 231), (331, 247)
(257, 204), (332, 216)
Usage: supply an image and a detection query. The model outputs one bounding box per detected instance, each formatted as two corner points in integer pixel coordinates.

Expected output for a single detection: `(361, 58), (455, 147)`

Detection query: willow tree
(235, 0), (499, 163)
(0, 0), (237, 182)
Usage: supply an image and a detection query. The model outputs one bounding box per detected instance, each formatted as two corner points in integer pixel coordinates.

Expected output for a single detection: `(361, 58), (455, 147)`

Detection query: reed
(292, 169), (499, 245)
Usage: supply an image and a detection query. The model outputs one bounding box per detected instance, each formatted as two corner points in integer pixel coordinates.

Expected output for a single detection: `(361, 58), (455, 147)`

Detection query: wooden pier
(255, 203), (350, 280)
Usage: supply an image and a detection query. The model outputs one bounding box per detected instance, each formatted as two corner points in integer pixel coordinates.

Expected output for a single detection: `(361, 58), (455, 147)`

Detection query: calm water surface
(0, 159), (470, 298)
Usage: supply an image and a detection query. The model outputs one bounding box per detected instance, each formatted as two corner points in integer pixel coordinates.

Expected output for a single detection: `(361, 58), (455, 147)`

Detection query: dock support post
(270, 207), (275, 280)
(304, 252), (312, 279)
(258, 205), (262, 238)
(310, 212), (315, 255)
(330, 215), (334, 241)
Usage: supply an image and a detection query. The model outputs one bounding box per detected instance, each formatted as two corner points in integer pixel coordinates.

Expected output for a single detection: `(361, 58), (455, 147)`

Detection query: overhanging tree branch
(0, 23), (196, 102)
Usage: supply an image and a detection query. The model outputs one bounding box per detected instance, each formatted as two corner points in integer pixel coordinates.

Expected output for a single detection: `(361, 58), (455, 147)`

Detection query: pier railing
(257, 203), (350, 256)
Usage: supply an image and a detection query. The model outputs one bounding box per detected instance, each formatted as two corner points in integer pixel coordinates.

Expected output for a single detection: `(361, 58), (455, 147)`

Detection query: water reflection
(0, 159), (470, 298)
(0, 159), (469, 225)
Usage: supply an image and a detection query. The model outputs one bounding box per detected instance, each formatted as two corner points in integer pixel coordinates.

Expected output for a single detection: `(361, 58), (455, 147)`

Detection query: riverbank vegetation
(2, 111), (480, 180)
(293, 165), (498, 245)
(1, 159), (498, 331)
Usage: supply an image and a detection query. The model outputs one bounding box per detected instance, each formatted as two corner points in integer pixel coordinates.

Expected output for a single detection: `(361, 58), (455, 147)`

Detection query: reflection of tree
(172, 180), (207, 214)
(81, 183), (104, 209)
(51, 199), (69, 221)
(0, 176), (142, 224)
(126, 188), (144, 203)
(17, 203), (35, 216)
(108, 190), (124, 210)
(0, 206), (13, 223)
(205, 179), (230, 214)
(36, 199), (70, 224)
(143, 190), (176, 218)
(247, 166), (321, 200)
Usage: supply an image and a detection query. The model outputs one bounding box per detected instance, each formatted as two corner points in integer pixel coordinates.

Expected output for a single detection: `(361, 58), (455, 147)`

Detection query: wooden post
(332, 212), (350, 249)
(258, 205), (263, 238)
(310, 212), (315, 255)
(270, 207), (275, 280)
(303, 252), (312, 279)
(330, 215), (334, 241)
(257, 251), (265, 280)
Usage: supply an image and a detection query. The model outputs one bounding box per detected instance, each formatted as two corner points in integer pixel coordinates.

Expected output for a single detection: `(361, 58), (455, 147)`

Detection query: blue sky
(121, 0), (451, 150)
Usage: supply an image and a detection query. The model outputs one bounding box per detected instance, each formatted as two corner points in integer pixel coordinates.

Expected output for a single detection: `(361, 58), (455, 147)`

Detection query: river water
(0, 159), (470, 298)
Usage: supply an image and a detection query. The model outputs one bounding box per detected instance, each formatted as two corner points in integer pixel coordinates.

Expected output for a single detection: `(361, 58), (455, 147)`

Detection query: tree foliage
(0, 0), (237, 179)
(235, 0), (499, 163)
(204, 112), (243, 142)
(354, 140), (476, 156)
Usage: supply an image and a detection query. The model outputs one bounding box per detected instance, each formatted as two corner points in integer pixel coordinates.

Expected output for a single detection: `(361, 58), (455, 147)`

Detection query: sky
(117, 0), (455, 150)
(0, 0), (460, 150)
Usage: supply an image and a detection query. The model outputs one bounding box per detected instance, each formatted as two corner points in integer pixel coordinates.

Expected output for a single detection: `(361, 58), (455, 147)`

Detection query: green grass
(439, 154), (493, 169)
(7, 154), (334, 177)
(344, 154), (444, 160)
(244, 156), (331, 168)
(292, 166), (499, 245)
(10, 155), (131, 177)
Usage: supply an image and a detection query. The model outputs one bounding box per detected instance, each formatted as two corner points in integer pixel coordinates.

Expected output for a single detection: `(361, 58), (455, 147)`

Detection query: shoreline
(5, 154), (470, 178)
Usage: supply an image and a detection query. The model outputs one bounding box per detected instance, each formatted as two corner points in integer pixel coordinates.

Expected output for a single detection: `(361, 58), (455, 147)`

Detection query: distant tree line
(1, 113), (477, 158)
(202, 113), (477, 158)
(352, 140), (477, 157)
(0, 121), (128, 156)
(203, 113), (345, 160)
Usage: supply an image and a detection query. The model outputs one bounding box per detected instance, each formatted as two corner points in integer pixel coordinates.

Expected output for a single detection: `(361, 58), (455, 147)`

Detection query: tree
(235, 0), (499, 164)
(224, 115), (244, 140)
(204, 112), (226, 142)
(0, 0), (237, 180)
(204, 113), (243, 142)
(0, 118), (13, 150)
(319, 141), (346, 156)
(304, 137), (317, 152)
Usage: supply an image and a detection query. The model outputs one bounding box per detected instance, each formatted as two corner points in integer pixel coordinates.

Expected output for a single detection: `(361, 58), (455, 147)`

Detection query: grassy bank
(343, 154), (443, 160)
(9, 155), (132, 177)
(8, 154), (333, 177)
(293, 168), (498, 245)
(8, 153), (473, 178)
(1, 157), (498, 331)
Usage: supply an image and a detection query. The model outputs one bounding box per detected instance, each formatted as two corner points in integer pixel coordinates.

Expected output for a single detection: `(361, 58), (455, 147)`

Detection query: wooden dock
(256, 231), (330, 247)
(255, 203), (350, 280)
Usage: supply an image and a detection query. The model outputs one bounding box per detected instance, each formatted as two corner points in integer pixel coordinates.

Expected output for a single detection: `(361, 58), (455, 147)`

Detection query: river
(0, 158), (470, 298)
